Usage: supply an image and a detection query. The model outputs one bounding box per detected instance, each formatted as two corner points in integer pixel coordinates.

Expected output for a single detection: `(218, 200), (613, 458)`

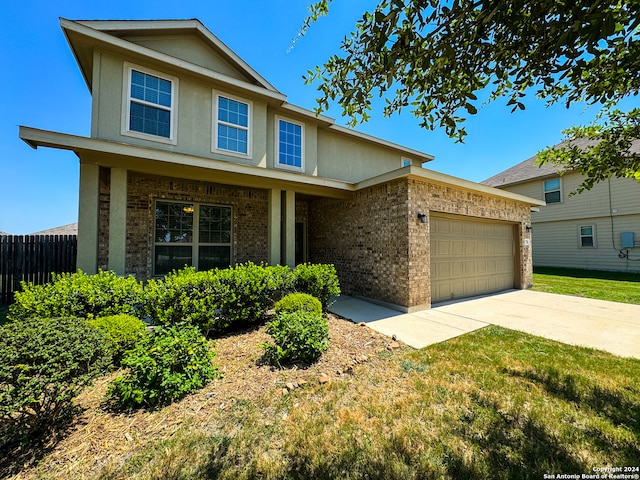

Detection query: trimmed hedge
(107, 323), (219, 410)
(88, 314), (148, 367)
(274, 293), (322, 316)
(293, 263), (341, 311)
(262, 310), (330, 365)
(0, 317), (111, 445)
(9, 270), (144, 321)
(144, 263), (295, 335)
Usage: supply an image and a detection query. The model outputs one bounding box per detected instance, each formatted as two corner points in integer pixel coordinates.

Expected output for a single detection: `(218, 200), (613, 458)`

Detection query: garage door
(430, 215), (515, 303)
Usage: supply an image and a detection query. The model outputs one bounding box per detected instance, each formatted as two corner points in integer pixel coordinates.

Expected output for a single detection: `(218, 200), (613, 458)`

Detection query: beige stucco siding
(92, 50), (271, 165)
(316, 129), (405, 183)
(124, 34), (252, 83)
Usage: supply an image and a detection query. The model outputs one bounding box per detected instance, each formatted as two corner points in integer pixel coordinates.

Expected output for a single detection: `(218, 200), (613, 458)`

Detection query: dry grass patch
(5, 320), (640, 480)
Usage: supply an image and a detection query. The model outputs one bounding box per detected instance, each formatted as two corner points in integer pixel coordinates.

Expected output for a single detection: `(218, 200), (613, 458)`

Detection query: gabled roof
(30, 223), (78, 236)
(60, 18), (280, 95)
(481, 153), (560, 188)
(482, 138), (640, 188)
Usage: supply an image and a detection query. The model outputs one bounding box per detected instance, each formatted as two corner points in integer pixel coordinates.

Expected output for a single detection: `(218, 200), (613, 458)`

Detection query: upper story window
(579, 225), (595, 247)
(543, 178), (561, 204)
(123, 63), (177, 144)
(214, 93), (251, 156)
(276, 117), (304, 171)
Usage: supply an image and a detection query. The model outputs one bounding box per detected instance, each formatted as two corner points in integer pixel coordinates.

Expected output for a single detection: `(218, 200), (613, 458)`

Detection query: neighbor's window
(214, 94), (250, 155)
(154, 201), (232, 275)
(579, 225), (595, 247)
(276, 117), (304, 170)
(124, 64), (176, 142)
(543, 178), (561, 204)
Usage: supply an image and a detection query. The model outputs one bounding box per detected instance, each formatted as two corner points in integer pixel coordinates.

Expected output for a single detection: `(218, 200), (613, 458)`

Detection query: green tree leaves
(302, 0), (640, 186)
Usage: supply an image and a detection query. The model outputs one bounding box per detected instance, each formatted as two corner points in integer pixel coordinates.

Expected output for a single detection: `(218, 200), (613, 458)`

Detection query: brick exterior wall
(407, 178), (533, 307)
(309, 179), (412, 306)
(309, 176), (533, 309)
(97, 168), (532, 307)
(98, 170), (269, 279)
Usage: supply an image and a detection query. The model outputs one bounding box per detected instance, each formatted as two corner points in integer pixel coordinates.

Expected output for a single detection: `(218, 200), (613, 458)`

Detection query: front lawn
(533, 267), (640, 304)
(11, 322), (639, 479)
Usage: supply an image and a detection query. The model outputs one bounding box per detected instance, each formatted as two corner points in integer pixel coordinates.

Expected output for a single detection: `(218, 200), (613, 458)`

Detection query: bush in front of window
(144, 267), (223, 334)
(8, 270), (144, 321)
(144, 263), (294, 335)
(88, 314), (148, 367)
(215, 262), (294, 326)
(261, 310), (330, 366)
(106, 323), (219, 411)
(0, 317), (111, 447)
(293, 263), (341, 311)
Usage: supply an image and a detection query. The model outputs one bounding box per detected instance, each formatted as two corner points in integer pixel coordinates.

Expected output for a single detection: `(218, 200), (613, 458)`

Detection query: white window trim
(401, 157), (413, 167)
(212, 91), (252, 158)
(275, 115), (305, 172)
(122, 62), (178, 145)
(153, 200), (233, 276)
(578, 224), (597, 248)
(542, 177), (562, 204)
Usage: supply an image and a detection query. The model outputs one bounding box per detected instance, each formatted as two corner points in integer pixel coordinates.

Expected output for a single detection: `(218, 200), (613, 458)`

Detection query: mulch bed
(6, 314), (403, 479)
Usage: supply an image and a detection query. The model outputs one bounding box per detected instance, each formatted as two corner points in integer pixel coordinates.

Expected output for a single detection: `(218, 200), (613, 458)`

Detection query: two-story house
(483, 141), (640, 273)
(20, 18), (543, 310)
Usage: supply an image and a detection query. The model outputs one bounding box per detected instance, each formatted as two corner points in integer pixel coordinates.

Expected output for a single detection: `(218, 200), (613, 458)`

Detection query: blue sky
(0, 0), (619, 234)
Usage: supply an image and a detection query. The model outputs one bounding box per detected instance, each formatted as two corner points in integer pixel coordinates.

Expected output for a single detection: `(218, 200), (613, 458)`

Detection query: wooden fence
(0, 235), (77, 305)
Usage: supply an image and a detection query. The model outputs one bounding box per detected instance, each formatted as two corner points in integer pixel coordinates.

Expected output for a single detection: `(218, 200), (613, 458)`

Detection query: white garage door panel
(431, 215), (515, 303)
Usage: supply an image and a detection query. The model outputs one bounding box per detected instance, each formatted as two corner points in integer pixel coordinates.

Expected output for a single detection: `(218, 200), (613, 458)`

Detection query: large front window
(154, 201), (232, 275)
(214, 94), (250, 155)
(124, 64), (176, 142)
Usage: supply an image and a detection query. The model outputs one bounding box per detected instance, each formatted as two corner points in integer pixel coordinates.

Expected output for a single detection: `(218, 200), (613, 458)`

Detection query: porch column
(77, 162), (100, 274)
(108, 168), (127, 275)
(283, 190), (296, 268)
(267, 189), (281, 265)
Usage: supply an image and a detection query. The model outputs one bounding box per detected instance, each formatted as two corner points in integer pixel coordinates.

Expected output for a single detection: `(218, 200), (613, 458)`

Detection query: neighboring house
(20, 19), (543, 310)
(483, 141), (640, 273)
(30, 223), (78, 236)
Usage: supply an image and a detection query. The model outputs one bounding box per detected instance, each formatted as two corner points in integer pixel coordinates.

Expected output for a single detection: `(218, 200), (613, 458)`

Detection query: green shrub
(88, 314), (147, 367)
(144, 268), (223, 333)
(293, 263), (341, 311)
(0, 317), (110, 445)
(216, 263), (294, 325)
(9, 270), (144, 321)
(107, 323), (219, 410)
(262, 311), (330, 365)
(274, 293), (322, 316)
(144, 263), (295, 335)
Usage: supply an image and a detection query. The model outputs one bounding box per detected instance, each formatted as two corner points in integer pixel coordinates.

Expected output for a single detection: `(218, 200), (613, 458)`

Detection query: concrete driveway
(329, 290), (640, 359)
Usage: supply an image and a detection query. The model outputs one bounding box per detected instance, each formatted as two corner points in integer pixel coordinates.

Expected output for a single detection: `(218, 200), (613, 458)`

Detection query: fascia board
(279, 103), (335, 126)
(75, 19), (279, 92)
(19, 126), (353, 196)
(60, 18), (287, 103)
(355, 166), (546, 207)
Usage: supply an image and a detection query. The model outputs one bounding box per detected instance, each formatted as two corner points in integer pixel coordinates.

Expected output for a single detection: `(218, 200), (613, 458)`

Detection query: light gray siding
(503, 173), (640, 272)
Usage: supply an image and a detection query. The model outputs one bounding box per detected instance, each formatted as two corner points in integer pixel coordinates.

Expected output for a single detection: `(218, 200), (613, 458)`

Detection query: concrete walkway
(329, 290), (640, 359)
